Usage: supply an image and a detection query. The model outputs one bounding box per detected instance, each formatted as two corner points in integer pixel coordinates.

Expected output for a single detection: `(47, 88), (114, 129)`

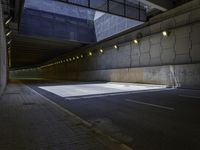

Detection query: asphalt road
(22, 79), (200, 150)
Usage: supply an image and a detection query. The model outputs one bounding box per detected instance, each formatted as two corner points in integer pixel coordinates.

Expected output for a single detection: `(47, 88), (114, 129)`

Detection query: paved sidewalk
(0, 82), (127, 150)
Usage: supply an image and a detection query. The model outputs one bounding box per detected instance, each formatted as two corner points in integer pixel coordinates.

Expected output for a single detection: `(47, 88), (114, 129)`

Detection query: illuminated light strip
(5, 17), (12, 25)
(6, 31), (12, 36)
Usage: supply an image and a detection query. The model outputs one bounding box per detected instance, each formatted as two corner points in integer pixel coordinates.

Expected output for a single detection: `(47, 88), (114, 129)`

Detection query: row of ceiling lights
(12, 30), (170, 70)
(4, 17), (12, 50)
(39, 49), (105, 69)
(15, 29), (171, 71)
(4, 17), (13, 68)
(39, 30), (170, 69)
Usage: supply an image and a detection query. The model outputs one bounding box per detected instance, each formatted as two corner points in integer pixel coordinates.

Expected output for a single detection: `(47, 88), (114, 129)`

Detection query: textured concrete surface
(24, 0), (95, 20)
(94, 13), (142, 41)
(10, 1), (200, 88)
(24, 79), (200, 150)
(11, 63), (200, 89)
(0, 3), (7, 96)
(0, 81), (131, 150)
(20, 8), (96, 43)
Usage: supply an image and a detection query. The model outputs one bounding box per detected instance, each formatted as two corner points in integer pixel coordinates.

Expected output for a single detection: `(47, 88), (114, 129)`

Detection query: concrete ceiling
(11, 35), (85, 68)
(2, 0), (89, 69)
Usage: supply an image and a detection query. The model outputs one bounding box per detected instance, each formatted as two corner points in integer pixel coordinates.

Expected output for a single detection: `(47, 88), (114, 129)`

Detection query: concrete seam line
(20, 81), (134, 150)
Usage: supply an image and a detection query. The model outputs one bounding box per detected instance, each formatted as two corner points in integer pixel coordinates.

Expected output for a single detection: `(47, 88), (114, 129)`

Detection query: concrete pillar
(0, 3), (7, 96)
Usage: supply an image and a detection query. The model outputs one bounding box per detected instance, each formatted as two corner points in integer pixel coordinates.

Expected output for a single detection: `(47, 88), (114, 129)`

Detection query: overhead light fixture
(133, 39), (139, 44)
(162, 30), (170, 37)
(69, 58), (72, 61)
(100, 49), (104, 53)
(80, 55), (83, 58)
(73, 57), (75, 60)
(66, 59), (68, 62)
(76, 56), (79, 59)
(5, 17), (12, 25)
(6, 31), (12, 37)
(114, 45), (118, 49)
(89, 52), (92, 56)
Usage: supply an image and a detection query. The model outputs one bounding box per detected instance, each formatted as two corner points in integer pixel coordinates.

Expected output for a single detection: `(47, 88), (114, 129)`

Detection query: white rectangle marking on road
(179, 95), (200, 99)
(125, 99), (175, 111)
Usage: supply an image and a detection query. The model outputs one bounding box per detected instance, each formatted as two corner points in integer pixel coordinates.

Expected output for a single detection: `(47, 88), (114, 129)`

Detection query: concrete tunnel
(0, 0), (200, 150)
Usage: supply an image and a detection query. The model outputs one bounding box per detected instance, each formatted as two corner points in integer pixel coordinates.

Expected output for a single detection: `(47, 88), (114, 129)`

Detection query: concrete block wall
(0, 3), (7, 96)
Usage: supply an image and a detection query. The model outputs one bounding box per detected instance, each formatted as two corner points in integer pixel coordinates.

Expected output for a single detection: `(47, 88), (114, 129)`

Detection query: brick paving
(0, 82), (120, 150)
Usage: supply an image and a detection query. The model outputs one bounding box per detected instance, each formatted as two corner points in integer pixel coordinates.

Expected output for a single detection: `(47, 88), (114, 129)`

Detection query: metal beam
(138, 0), (174, 11)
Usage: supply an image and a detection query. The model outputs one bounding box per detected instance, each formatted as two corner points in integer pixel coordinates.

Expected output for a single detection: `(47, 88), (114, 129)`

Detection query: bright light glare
(114, 45), (118, 49)
(134, 39), (139, 44)
(6, 31), (12, 36)
(162, 31), (168, 37)
(5, 17), (12, 25)
(39, 83), (167, 98)
(89, 52), (92, 56)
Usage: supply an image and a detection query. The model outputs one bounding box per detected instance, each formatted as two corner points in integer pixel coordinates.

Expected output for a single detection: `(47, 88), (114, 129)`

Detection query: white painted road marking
(38, 83), (167, 98)
(179, 95), (200, 99)
(125, 99), (175, 111)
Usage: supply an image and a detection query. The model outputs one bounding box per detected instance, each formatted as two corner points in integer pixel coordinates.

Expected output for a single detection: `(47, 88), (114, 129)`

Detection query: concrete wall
(11, 0), (200, 89)
(0, 3), (7, 96)
(10, 63), (200, 89)
(20, 8), (96, 43)
(21, 0), (97, 43)
(94, 13), (142, 41)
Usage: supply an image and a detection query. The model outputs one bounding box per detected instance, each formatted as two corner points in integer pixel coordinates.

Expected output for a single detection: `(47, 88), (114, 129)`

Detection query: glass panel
(112, 0), (124, 3)
(140, 8), (146, 21)
(68, 0), (89, 7)
(126, 5), (139, 20)
(109, 1), (124, 16)
(126, 0), (139, 6)
(90, 0), (107, 11)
